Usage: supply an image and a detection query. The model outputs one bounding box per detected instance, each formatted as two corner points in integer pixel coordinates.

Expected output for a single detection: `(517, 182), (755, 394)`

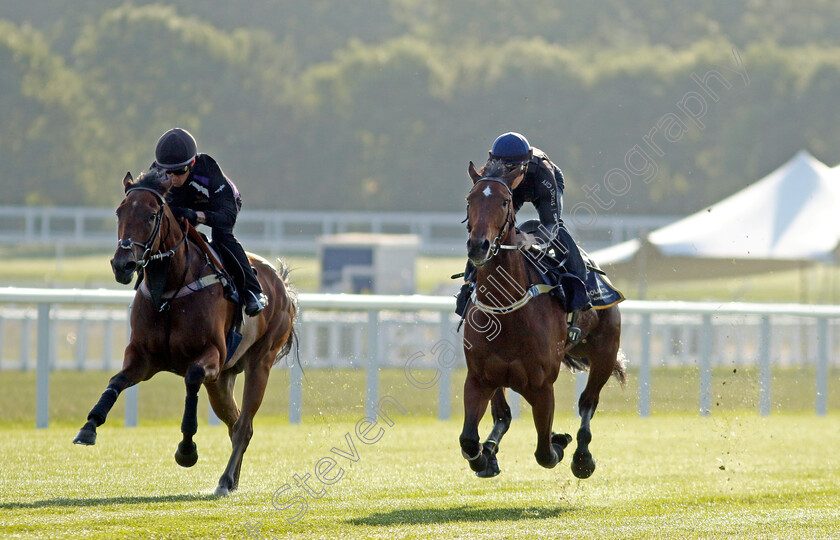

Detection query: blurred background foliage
(2, 1), (839, 214)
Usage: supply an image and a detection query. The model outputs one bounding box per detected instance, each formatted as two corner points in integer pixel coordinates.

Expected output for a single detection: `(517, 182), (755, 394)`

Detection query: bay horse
(459, 159), (625, 479)
(73, 170), (297, 497)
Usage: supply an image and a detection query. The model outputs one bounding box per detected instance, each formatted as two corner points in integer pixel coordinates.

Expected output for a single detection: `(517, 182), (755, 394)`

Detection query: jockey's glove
(171, 206), (198, 225)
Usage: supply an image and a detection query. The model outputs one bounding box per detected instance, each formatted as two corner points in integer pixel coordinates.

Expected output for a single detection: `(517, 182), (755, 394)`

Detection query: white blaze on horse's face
(483, 186), (492, 197)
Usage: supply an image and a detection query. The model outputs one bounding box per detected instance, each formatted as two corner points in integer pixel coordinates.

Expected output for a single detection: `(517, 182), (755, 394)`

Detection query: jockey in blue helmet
(457, 132), (590, 341)
(153, 128), (267, 317)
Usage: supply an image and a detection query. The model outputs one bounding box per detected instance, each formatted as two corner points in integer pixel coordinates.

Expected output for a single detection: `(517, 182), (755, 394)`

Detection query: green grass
(1, 368), (838, 538)
(1, 413), (838, 539)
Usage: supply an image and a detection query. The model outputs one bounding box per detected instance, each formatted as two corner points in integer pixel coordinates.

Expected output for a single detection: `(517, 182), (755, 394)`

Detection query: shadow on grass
(1, 493), (218, 510)
(347, 505), (574, 526)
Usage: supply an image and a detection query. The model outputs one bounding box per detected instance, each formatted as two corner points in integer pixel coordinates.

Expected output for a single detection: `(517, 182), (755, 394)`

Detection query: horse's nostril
(123, 261), (136, 273)
(480, 239), (490, 252)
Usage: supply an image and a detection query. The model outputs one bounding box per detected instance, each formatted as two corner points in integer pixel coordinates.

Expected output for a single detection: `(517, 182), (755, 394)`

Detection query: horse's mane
(133, 168), (169, 196)
(481, 159), (506, 179)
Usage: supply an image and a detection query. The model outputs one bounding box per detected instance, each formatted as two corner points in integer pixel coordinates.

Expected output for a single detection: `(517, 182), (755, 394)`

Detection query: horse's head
(111, 170), (173, 284)
(465, 159), (518, 266)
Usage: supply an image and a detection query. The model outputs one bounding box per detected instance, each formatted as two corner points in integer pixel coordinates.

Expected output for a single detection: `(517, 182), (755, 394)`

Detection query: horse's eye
(503, 199), (510, 207)
(148, 214), (156, 223)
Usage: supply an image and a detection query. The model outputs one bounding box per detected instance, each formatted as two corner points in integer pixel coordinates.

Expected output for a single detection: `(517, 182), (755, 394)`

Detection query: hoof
(572, 451), (596, 479)
(551, 432), (573, 449)
(551, 443), (566, 464)
(174, 440), (198, 468)
(73, 423), (97, 446)
(467, 453), (488, 474)
(476, 449), (501, 478)
(214, 485), (231, 497)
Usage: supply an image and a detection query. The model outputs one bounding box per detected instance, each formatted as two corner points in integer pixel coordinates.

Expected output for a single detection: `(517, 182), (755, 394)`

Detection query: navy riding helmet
(155, 128), (197, 171)
(489, 132), (532, 163)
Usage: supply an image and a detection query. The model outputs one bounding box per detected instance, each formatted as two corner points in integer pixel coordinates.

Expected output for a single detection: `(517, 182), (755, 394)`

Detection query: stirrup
(244, 291), (267, 316)
(567, 311), (583, 345)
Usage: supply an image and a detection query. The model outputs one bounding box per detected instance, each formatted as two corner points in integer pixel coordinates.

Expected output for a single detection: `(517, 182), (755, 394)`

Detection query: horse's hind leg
(204, 368), (241, 437)
(459, 374), (495, 475)
(215, 356), (272, 496)
(523, 384), (566, 469)
(73, 347), (150, 445)
(571, 352), (615, 479)
(476, 389), (512, 478)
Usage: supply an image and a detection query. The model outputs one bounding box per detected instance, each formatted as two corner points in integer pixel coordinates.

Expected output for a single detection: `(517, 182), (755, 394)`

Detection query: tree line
(2, 2), (839, 218)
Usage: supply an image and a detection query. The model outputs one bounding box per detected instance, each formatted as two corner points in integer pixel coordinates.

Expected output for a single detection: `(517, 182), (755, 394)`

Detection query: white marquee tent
(592, 150), (840, 283)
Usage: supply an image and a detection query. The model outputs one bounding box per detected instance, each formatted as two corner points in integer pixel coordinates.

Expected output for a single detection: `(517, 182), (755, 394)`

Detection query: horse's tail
(272, 259), (300, 367)
(563, 347), (627, 387)
(562, 355), (589, 373)
(613, 348), (627, 387)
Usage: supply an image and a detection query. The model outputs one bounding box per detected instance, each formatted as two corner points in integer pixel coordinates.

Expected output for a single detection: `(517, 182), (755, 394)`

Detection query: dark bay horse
(73, 171), (297, 496)
(459, 160), (625, 479)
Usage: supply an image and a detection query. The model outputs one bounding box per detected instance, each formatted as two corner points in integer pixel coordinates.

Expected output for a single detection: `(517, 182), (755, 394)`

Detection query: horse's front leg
(175, 348), (221, 468)
(476, 389), (512, 478)
(459, 374), (494, 475)
(73, 345), (150, 445)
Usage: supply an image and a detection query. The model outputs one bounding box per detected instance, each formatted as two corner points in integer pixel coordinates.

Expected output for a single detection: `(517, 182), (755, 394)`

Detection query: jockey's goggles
(165, 164), (191, 176)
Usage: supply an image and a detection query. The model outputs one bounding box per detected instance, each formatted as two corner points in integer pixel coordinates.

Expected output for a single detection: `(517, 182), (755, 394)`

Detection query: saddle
(518, 220), (624, 311)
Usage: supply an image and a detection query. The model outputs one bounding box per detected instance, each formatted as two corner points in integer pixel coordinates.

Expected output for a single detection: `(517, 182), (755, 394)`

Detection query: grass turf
(0, 413), (838, 539)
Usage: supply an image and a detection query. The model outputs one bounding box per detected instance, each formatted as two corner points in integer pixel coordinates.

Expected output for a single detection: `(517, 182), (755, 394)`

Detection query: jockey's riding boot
(244, 290), (267, 317)
(455, 261), (477, 317)
(553, 223), (588, 283)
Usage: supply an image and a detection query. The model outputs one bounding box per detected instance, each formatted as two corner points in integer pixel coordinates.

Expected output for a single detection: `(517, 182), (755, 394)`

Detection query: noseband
(118, 187), (185, 268)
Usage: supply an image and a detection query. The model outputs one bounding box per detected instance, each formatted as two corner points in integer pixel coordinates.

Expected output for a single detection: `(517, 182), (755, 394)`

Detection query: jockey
(457, 132), (590, 340)
(153, 128), (267, 317)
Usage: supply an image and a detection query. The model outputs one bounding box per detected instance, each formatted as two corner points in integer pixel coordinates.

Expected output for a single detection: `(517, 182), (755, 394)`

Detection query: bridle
(465, 176), (558, 315)
(468, 177), (516, 260)
(118, 186), (187, 268)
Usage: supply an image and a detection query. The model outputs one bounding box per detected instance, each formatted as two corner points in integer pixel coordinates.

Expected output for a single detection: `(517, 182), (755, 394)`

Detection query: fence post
(437, 311), (452, 421)
(124, 306), (138, 427)
(638, 314), (652, 417)
(21, 314), (32, 370)
(816, 318), (828, 416)
(699, 315), (713, 416)
(758, 316), (771, 416)
(103, 313), (114, 371)
(76, 318), (88, 371)
(286, 308), (303, 424)
(289, 359), (303, 424)
(365, 309), (379, 418)
(36, 303), (52, 429)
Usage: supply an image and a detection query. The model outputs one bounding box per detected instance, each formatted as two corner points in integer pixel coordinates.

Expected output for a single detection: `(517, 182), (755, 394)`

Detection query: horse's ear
(123, 172), (133, 192)
(468, 161), (482, 183)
